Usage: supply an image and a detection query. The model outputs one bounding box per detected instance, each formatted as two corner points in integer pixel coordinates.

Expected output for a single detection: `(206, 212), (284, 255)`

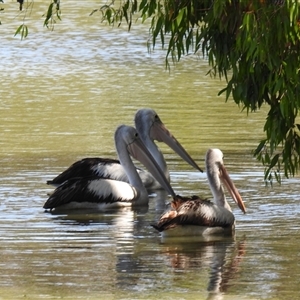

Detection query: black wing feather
(47, 158), (120, 185)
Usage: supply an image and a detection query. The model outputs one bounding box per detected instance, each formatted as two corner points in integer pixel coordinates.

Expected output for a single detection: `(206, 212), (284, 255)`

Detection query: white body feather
(88, 179), (138, 202)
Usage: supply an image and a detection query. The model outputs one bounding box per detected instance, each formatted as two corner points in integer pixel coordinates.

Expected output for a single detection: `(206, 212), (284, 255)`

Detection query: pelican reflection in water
(160, 238), (246, 300)
(152, 149), (246, 237)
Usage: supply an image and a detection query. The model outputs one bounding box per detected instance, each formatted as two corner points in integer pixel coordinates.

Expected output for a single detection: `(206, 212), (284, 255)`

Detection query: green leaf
(139, 0), (148, 11)
(254, 140), (267, 157)
(44, 3), (54, 27)
(14, 24), (24, 36)
(269, 154), (279, 169)
(14, 24), (29, 40)
(176, 8), (185, 27)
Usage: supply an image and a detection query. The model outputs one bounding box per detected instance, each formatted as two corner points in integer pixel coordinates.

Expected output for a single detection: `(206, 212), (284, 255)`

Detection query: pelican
(47, 108), (202, 191)
(43, 125), (176, 211)
(151, 149), (246, 236)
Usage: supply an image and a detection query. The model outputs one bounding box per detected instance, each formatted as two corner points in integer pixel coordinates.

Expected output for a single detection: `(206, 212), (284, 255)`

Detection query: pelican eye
(216, 161), (222, 169)
(150, 115), (157, 127)
(154, 114), (162, 124)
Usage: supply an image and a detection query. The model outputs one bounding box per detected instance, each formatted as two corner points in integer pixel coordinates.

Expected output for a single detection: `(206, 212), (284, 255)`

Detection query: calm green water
(1, 2), (300, 300)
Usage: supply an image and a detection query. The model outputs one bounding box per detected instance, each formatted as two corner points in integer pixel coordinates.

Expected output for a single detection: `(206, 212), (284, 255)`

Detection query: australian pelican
(151, 149), (246, 236)
(43, 125), (176, 211)
(47, 108), (202, 191)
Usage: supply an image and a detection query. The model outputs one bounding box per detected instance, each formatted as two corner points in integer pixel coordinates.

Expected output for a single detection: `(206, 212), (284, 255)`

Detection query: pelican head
(206, 149), (246, 213)
(134, 108), (203, 173)
(115, 125), (176, 198)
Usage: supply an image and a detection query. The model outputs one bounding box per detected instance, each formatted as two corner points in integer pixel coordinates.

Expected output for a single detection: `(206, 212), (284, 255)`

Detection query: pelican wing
(46, 158), (129, 186)
(44, 176), (138, 210)
(152, 196), (235, 232)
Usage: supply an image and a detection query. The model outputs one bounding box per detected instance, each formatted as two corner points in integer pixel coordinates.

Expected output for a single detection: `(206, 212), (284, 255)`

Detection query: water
(1, 2), (300, 299)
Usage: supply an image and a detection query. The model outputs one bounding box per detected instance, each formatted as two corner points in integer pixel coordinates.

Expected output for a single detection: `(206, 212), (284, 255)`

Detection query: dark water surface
(1, 2), (300, 299)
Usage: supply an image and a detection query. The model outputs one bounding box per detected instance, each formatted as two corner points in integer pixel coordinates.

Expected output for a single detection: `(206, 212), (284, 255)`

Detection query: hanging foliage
(98, 0), (300, 183)
(9, 0), (300, 183)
